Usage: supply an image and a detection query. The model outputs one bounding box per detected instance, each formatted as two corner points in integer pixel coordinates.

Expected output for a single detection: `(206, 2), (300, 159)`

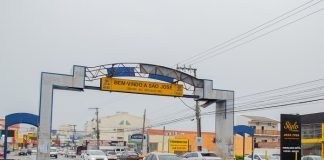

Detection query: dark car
(119, 151), (140, 160)
(18, 149), (28, 156)
(27, 149), (32, 155)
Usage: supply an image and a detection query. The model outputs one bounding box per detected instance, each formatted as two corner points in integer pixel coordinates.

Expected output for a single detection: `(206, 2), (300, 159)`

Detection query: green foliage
(235, 155), (243, 160)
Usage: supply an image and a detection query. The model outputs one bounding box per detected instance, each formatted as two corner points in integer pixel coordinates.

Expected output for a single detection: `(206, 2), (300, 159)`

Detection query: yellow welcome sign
(101, 77), (183, 97)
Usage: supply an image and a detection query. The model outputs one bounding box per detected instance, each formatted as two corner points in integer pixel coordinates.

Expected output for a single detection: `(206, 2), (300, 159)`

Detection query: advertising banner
(169, 138), (189, 152)
(101, 77), (183, 97)
(281, 114), (301, 160)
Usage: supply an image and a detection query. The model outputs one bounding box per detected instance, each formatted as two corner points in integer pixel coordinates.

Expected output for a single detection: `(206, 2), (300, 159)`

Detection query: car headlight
(91, 158), (96, 160)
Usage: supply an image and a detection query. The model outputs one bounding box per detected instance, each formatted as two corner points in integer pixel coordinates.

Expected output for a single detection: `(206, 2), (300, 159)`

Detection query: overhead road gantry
(37, 63), (234, 159)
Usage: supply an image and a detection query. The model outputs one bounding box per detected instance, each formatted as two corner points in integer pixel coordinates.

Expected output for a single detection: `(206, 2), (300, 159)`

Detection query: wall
(234, 136), (252, 156)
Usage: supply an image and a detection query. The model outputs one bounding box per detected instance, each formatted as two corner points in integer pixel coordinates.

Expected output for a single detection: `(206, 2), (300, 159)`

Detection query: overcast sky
(1, 0), (324, 132)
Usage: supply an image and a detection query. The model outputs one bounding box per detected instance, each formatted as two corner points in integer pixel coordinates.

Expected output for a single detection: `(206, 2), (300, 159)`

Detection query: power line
(178, 97), (195, 111)
(149, 78), (324, 126)
(176, 0), (323, 66)
(236, 78), (324, 100)
(190, 7), (324, 65)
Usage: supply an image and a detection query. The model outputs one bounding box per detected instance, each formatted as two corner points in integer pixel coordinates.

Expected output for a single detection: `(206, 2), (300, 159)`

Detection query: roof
(147, 129), (215, 136)
(302, 112), (324, 124)
(242, 115), (279, 123)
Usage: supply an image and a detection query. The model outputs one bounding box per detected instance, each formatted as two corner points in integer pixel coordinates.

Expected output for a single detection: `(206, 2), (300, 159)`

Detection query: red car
(0, 151), (4, 157)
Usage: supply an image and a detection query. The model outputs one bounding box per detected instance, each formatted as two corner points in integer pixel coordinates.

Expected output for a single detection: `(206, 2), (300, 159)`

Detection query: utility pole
(141, 109), (146, 154)
(69, 124), (77, 149)
(162, 126), (165, 153)
(177, 65), (202, 151)
(89, 107), (100, 150)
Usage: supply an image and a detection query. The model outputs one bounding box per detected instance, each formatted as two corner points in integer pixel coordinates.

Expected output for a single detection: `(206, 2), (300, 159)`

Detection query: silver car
(302, 155), (322, 160)
(83, 150), (108, 160)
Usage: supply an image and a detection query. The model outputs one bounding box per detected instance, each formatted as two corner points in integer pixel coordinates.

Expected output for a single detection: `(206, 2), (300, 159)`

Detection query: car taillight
(127, 155), (138, 159)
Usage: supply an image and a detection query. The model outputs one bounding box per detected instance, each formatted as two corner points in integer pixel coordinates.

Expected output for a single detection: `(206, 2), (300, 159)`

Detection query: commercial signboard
(101, 77), (183, 97)
(168, 138), (189, 153)
(87, 140), (126, 146)
(281, 114), (301, 160)
(130, 133), (146, 142)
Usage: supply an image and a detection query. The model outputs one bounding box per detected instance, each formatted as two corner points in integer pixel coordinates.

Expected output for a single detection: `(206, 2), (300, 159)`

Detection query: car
(81, 150), (87, 159)
(18, 149), (28, 156)
(119, 151), (140, 160)
(83, 150), (108, 160)
(302, 155), (323, 160)
(65, 150), (77, 158)
(31, 148), (37, 154)
(182, 152), (222, 160)
(106, 150), (118, 160)
(145, 152), (183, 160)
(244, 154), (279, 160)
(58, 149), (65, 155)
(27, 149), (32, 155)
(0, 151), (4, 157)
(50, 147), (58, 159)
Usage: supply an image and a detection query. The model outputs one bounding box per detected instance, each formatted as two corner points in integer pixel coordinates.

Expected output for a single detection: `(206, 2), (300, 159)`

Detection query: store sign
(169, 138), (189, 152)
(130, 134), (146, 142)
(100, 77), (183, 97)
(281, 114), (301, 160)
(87, 140), (126, 146)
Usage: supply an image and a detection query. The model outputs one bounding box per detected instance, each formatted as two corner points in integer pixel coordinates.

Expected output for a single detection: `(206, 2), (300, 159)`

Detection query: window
(191, 153), (198, 157)
(125, 120), (131, 125)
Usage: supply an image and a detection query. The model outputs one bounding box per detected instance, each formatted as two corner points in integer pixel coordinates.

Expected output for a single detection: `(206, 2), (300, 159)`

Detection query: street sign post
(196, 137), (202, 146)
(100, 77), (183, 97)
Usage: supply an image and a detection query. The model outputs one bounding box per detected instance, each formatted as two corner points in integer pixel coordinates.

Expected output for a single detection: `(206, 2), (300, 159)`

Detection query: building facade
(84, 112), (150, 143)
(236, 115), (280, 148)
(0, 118), (20, 150)
(301, 112), (324, 158)
(146, 129), (216, 154)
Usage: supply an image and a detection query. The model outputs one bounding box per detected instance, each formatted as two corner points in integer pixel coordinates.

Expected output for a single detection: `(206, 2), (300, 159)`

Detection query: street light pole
(68, 124), (77, 149)
(89, 107), (100, 150)
(177, 65), (202, 151)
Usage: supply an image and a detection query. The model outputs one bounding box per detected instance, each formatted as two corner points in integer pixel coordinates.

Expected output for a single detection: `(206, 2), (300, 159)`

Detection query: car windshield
(304, 156), (322, 160)
(50, 149), (56, 152)
(201, 153), (217, 157)
(158, 155), (182, 160)
(88, 150), (105, 155)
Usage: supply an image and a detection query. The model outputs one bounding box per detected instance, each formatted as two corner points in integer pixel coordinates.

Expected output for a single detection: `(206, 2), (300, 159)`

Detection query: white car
(145, 152), (183, 160)
(50, 147), (58, 159)
(302, 155), (322, 160)
(244, 154), (279, 160)
(83, 150), (108, 160)
(106, 151), (117, 160)
(182, 152), (222, 160)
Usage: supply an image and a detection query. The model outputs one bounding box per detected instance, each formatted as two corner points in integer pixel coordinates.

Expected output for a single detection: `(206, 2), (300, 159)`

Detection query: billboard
(168, 138), (189, 152)
(101, 77), (183, 97)
(281, 114), (301, 160)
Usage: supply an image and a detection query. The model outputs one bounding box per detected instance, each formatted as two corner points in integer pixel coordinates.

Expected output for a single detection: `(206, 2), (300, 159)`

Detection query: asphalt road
(6, 154), (82, 160)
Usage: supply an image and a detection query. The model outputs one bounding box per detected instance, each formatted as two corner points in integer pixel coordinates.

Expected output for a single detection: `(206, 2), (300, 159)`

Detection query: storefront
(301, 112), (324, 158)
